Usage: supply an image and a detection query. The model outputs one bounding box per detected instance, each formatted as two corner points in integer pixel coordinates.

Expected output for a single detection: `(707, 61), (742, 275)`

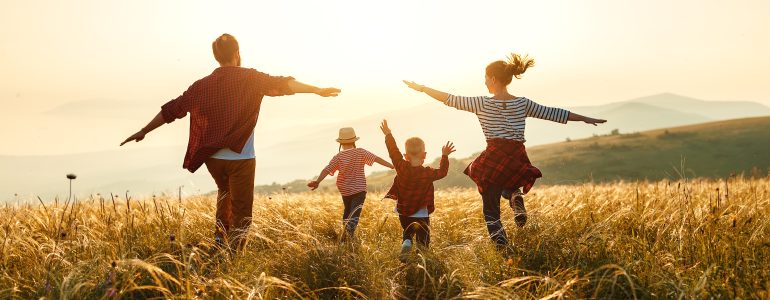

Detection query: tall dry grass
(1, 176), (769, 299)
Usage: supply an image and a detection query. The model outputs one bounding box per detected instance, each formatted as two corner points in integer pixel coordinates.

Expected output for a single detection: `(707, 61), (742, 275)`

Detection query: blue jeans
(342, 191), (366, 237)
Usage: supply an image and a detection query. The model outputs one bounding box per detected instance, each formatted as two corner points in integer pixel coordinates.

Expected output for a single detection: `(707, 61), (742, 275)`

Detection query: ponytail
(505, 53), (535, 80)
(486, 53), (535, 85)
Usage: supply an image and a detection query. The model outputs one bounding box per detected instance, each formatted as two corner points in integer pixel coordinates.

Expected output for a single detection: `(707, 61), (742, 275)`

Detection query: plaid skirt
(464, 139), (542, 194)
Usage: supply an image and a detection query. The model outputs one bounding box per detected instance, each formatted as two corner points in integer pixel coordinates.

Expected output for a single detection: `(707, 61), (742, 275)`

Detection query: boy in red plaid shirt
(379, 120), (455, 259)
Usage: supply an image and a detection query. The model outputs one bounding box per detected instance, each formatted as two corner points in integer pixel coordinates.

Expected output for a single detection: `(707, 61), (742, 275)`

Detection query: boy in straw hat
(308, 127), (393, 240)
(379, 119), (455, 261)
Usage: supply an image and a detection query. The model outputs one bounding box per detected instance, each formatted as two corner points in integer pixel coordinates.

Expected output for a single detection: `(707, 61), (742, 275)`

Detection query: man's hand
(315, 87), (341, 97)
(442, 141), (456, 156)
(120, 130), (147, 146)
(380, 119), (392, 135)
(307, 180), (320, 191)
(585, 117), (607, 126)
(402, 80), (425, 92)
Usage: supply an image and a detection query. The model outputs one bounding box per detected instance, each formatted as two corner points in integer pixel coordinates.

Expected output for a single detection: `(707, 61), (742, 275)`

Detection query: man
(120, 34), (340, 250)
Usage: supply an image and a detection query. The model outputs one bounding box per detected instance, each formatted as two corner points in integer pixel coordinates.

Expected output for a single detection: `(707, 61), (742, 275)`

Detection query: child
(379, 120), (455, 259)
(308, 127), (393, 239)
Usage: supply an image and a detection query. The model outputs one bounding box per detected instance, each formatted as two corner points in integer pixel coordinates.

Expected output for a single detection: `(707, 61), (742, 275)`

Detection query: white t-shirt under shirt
(397, 207), (429, 218)
(211, 131), (256, 160)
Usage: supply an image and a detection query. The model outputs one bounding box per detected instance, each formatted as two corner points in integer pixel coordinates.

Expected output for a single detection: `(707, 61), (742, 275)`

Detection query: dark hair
(212, 34), (239, 64)
(485, 53), (535, 85)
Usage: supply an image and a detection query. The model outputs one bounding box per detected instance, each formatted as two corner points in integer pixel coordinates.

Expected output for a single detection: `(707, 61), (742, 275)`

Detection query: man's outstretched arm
(120, 112), (165, 146)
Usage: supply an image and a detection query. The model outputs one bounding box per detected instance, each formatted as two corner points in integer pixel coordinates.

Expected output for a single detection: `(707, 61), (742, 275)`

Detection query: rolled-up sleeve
(160, 87), (195, 123)
(251, 69), (295, 97)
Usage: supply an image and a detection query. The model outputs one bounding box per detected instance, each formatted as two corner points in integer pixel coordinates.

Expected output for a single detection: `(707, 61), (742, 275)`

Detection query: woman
(403, 53), (606, 249)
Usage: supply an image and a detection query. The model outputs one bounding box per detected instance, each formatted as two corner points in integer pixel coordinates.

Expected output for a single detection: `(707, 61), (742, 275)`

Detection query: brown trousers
(205, 158), (256, 249)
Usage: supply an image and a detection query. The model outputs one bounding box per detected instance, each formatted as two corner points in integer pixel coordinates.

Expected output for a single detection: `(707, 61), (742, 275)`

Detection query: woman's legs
(481, 186), (508, 247)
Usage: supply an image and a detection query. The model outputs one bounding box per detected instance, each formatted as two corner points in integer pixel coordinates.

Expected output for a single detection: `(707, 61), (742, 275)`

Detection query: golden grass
(1, 176), (769, 299)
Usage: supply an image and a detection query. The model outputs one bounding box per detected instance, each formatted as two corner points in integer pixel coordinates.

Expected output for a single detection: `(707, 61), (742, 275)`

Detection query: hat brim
(336, 137), (360, 143)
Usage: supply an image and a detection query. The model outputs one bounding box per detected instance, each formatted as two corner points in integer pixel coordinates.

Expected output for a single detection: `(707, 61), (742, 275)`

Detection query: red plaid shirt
(384, 133), (449, 216)
(161, 66), (294, 172)
(464, 139), (542, 194)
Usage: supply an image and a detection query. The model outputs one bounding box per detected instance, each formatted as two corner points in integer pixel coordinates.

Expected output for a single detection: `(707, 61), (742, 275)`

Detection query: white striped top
(322, 148), (378, 196)
(445, 95), (570, 142)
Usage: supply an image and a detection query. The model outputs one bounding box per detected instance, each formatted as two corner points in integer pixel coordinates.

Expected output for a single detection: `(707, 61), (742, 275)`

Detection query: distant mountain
(626, 93), (770, 120)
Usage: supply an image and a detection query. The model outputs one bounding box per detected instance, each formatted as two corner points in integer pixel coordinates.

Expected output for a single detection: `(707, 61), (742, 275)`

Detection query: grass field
(2, 174), (769, 299)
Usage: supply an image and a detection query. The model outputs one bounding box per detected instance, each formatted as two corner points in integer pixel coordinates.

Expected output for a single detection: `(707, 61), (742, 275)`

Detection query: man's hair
(405, 137), (425, 156)
(212, 34), (239, 64)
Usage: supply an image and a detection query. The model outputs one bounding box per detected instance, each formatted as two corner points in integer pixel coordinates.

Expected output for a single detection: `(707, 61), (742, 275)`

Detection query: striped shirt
(322, 148), (378, 196)
(445, 95), (570, 142)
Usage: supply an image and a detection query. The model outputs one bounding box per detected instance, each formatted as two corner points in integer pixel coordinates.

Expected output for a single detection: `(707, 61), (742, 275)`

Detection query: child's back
(324, 147), (378, 196)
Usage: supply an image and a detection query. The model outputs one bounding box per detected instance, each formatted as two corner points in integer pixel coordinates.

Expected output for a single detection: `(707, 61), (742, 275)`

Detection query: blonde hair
(405, 137), (425, 156)
(486, 53), (535, 85)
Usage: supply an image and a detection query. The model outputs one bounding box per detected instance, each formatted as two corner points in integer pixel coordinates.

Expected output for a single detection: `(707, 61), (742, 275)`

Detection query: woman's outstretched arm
(403, 80), (449, 103)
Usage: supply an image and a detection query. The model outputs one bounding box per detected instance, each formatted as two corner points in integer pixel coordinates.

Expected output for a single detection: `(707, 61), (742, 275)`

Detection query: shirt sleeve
(361, 149), (377, 166)
(160, 85), (196, 123)
(250, 69), (296, 97)
(445, 94), (483, 114)
(524, 98), (570, 124)
(385, 133), (410, 173)
(322, 155), (339, 176)
(431, 155), (450, 181)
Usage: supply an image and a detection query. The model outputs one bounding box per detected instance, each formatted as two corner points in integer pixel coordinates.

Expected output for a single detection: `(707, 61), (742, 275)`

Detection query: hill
(283, 116), (770, 194)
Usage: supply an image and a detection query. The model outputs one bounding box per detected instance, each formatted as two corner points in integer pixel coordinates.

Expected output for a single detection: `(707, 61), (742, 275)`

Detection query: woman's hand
(402, 80), (425, 92)
(584, 117), (607, 126)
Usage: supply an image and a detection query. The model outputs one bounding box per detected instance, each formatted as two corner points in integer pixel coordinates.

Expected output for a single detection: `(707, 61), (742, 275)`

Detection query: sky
(1, 0), (770, 156)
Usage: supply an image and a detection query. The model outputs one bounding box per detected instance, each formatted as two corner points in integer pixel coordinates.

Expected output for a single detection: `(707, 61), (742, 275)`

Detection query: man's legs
(228, 158), (256, 250)
(205, 158), (233, 243)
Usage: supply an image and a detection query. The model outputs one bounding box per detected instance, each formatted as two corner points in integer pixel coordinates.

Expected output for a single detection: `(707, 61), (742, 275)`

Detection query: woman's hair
(486, 53), (535, 85)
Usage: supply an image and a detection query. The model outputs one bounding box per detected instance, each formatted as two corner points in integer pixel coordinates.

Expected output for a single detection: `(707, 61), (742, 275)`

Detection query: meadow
(1, 175), (769, 299)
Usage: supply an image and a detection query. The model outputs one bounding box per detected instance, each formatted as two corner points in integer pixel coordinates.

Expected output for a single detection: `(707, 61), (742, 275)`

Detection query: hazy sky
(1, 0), (770, 155)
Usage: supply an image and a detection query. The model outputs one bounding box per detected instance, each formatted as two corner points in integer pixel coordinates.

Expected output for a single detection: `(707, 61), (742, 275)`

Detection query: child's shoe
(399, 239), (413, 263)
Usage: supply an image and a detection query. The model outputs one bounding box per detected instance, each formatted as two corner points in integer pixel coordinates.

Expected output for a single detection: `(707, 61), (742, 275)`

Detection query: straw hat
(336, 127), (360, 143)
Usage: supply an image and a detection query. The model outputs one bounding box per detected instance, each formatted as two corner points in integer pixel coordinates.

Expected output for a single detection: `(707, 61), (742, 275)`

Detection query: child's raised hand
(307, 180), (320, 191)
(442, 141), (456, 156)
(380, 119), (392, 135)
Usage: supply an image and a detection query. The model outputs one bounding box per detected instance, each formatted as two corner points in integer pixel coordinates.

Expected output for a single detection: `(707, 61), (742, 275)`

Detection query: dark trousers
(341, 191), (366, 237)
(399, 215), (430, 247)
(205, 158), (256, 250)
(481, 185), (510, 247)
